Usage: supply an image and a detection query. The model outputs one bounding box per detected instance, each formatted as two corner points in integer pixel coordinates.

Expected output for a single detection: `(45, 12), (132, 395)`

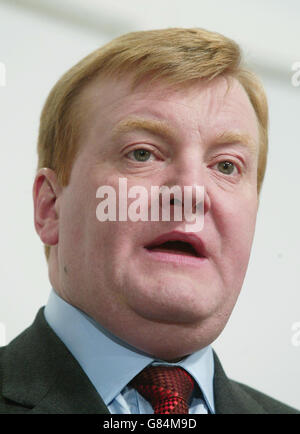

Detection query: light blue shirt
(44, 289), (215, 414)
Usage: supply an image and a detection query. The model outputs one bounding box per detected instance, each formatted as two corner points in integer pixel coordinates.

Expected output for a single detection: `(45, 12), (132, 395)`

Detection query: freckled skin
(43, 75), (260, 361)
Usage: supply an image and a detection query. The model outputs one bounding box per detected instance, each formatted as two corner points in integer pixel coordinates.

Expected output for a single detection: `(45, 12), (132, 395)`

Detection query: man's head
(33, 28), (268, 361)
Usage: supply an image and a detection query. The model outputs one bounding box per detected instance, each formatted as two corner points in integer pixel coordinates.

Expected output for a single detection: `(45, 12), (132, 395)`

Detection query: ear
(33, 168), (62, 246)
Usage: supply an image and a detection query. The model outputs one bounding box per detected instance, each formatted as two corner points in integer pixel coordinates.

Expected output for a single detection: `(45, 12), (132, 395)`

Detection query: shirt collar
(44, 289), (215, 413)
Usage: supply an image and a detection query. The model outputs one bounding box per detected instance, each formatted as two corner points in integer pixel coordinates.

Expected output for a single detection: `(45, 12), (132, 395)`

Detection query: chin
(126, 315), (225, 362)
(126, 284), (223, 326)
(144, 340), (209, 362)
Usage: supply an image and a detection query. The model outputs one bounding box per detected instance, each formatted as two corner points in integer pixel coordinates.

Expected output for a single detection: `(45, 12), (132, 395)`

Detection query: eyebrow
(213, 131), (258, 155)
(111, 117), (258, 155)
(111, 117), (175, 142)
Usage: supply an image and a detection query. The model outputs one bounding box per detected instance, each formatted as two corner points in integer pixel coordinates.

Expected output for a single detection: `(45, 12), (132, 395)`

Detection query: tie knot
(131, 366), (194, 414)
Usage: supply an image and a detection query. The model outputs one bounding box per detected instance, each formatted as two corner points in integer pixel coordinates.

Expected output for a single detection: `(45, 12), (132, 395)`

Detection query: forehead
(77, 73), (259, 149)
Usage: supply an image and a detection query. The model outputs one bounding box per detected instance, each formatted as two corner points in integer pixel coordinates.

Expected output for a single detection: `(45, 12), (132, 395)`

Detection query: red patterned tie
(131, 366), (194, 414)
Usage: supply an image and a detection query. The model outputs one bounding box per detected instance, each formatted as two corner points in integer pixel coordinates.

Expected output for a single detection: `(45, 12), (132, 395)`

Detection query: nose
(162, 158), (211, 216)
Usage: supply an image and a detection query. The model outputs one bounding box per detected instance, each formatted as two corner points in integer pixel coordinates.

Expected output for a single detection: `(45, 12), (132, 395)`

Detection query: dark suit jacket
(0, 308), (298, 414)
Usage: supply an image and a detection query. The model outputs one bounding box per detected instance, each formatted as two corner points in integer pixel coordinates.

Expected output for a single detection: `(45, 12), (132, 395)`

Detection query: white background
(0, 0), (299, 409)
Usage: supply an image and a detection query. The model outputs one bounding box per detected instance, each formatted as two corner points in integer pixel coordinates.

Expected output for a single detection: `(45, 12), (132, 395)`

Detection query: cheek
(229, 217), (257, 289)
(58, 175), (99, 255)
(214, 193), (258, 279)
(58, 197), (86, 269)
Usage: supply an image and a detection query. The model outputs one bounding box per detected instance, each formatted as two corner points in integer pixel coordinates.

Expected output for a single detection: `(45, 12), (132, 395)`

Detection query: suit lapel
(212, 351), (267, 414)
(2, 308), (110, 414)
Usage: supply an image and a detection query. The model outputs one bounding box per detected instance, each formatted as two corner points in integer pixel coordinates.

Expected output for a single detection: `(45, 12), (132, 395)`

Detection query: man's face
(54, 74), (259, 360)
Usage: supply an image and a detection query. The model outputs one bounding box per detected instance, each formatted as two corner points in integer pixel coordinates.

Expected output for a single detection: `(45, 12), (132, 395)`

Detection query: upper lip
(145, 230), (207, 258)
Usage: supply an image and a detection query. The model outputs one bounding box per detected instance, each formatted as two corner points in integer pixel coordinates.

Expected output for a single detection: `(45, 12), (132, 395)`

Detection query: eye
(216, 161), (237, 175)
(127, 148), (156, 162)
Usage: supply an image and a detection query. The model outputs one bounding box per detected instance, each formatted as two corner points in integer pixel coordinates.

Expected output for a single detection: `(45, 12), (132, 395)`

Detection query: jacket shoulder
(213, 351), (300, 414)
(0, 345), (29, 413)
(230, 379), (300, 414)
(0, 309), (109, 414)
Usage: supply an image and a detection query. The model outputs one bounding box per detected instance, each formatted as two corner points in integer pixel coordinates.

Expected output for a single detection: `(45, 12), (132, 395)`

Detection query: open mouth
(146, 240), (201, 257)
(143, 230), (207, 266)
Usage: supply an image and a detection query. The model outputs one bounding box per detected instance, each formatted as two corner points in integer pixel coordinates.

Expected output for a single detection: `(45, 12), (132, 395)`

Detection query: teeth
(148, 240), (199, 257)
